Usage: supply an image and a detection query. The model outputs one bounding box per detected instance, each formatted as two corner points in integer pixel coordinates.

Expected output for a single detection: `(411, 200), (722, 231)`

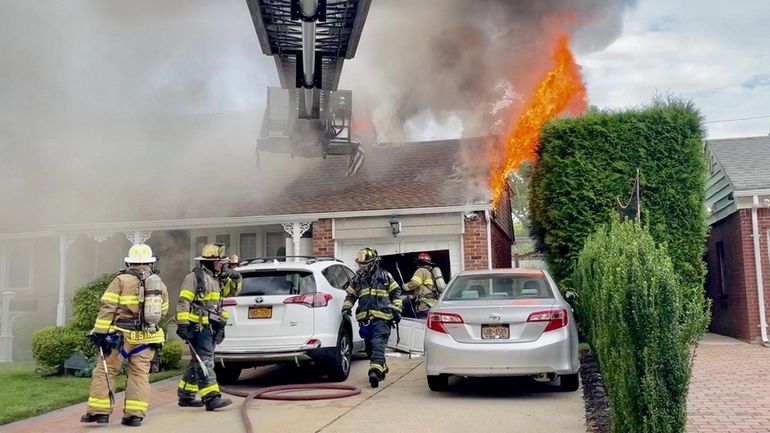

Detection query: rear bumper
(425, 328), (579, 377)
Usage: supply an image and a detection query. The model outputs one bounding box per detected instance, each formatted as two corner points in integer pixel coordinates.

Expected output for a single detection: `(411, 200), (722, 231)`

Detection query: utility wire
(703, 115), (770, 124)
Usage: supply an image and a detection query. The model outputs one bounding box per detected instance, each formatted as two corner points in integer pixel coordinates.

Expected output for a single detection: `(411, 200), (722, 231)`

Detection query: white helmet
(125, 244), (156, 264)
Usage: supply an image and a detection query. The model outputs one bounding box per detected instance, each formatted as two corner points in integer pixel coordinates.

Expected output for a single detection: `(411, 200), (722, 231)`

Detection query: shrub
(71, 274), (115, 332)
(31, 326), (92, 369)
(574, 220), (708, 433)
(158, 341), (183, 371)
(529, 98), (708, 305)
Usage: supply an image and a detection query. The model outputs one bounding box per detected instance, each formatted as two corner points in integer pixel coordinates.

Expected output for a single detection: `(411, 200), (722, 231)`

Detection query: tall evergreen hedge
(529, 98), (708, 330)
(574, 220), (706, 433)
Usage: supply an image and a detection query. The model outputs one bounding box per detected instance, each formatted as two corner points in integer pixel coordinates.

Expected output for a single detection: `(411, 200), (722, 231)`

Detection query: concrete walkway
(687, 334), (770, 432)
(0, 353), (586, 433)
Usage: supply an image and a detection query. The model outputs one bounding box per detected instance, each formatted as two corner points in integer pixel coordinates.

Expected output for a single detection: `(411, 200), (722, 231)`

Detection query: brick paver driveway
(687, 334), (770, 433)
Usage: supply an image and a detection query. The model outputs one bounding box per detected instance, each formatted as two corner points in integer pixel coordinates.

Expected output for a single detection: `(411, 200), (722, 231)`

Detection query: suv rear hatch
(218, 269), (318, 351)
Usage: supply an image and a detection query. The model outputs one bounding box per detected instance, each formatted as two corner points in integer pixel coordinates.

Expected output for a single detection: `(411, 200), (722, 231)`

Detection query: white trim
(0, 231), (56, 240)
(734, 189), (770, 198)
(48, 204), (492, 234)
(331, 218), (336, 239)
(460, 215), (465, 271)
(751, 196), (769, 344)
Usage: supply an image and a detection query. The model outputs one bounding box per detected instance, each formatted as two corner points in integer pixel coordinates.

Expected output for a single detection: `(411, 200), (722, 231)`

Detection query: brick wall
(706, 208), (770, 342)
(312, 219), (334, 257)
(463, 212), (489, 270)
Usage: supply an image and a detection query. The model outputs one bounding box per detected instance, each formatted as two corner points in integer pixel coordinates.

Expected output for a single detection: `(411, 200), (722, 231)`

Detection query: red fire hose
(221, 384), (361, 433)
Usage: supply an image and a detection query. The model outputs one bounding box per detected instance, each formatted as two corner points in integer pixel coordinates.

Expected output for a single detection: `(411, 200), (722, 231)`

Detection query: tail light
(221, 298), (237, 307)
(527, 309), (569, 332)
(427, 312), (464, 334)
(283, 292), (333, 308)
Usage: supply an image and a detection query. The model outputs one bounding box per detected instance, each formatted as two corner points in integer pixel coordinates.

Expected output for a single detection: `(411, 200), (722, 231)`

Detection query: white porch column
(57, 234), (77, 326)
(282, 222), (311, 260)
(0, 291), (15, 362)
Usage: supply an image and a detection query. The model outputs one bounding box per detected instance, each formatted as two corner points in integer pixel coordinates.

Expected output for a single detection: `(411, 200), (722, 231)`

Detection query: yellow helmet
(228, 255), (240, 265)
(195, 243), (226, 261)
(355, 247), (379, 264)
(125, 244), (156, 264)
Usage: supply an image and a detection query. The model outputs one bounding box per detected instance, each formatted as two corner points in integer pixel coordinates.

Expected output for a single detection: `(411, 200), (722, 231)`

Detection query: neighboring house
(704, 136), (770, 344)
(0, 137), (514, 361)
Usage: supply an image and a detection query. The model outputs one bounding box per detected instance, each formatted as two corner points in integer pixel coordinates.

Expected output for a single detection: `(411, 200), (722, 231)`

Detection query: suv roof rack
(241, 256), (343, 266)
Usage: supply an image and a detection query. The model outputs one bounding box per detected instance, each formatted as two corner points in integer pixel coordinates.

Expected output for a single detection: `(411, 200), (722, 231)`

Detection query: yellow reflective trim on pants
(177, 312), (190, 322)
(125, 400), (148, 411)
(101, 292), (120, 303)
(221, 310), (229, 319)
(369, 363), (385, 372)
(179, 290), (195, 301)
(178, 380), (199, 392)
(88, 397), (112, 409)
(199, 384), (220, 397)
(342, 301), (354, 308)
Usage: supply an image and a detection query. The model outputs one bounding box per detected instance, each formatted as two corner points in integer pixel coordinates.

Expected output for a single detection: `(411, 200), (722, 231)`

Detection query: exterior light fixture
(389, 214), (401, 238)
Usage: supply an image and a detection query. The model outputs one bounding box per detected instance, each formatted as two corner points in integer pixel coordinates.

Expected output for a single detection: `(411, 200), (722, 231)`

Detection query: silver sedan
(424, 268), (580, 391)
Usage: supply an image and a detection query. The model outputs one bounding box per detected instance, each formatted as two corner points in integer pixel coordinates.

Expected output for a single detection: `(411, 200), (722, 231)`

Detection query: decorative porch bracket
(282, 222), (311, 260)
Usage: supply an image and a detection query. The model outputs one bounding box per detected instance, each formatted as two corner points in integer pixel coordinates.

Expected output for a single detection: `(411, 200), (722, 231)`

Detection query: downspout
(484, 210), (492, 270)
(750, 195), (769, 345)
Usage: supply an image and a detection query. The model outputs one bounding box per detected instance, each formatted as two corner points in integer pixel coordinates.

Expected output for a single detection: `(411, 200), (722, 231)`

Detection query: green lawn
(0, 363), (183, 426)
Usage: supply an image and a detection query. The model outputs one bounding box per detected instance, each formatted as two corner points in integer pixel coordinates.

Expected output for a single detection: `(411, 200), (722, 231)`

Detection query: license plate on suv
(248, 306), (272, 319)
(481, 324), (510, 339)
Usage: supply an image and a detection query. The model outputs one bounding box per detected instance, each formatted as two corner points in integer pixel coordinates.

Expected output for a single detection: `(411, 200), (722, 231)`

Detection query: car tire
(326, 328), (353, 382)
(558, 373), (579, 392)
(427, 374), (449, 391)
(214, 364), (242, 385)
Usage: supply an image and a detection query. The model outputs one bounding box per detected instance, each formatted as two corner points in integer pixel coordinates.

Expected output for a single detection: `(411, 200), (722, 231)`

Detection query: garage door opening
(379, 249), (451, 287)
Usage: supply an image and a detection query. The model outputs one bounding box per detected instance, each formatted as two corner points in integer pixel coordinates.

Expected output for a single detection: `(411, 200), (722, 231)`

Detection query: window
(443, 273), (554, 301)
(265, 232), (287, 257)
(215, 234), (231, 249)
(322, 265), (352, 290)
(6, 241), (32, 290)
(716, 241), (727, 298)
(239, 270), (316, 296)
(240, 233), (257, 260)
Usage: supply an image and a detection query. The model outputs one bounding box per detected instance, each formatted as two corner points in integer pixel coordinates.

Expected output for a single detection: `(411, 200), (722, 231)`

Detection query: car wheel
(427, 374), (449, 391)
(326, 328), (352, 382)
(214, 363), (242, 385)
(558, 373), (579, 392)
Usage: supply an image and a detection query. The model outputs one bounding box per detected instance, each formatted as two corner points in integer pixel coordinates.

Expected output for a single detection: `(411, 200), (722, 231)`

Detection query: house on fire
(705, 136), (770, 344)
(0, 137), (514, 361)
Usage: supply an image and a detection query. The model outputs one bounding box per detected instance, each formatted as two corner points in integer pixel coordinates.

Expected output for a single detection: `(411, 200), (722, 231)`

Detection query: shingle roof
(707, 136), (770, 191)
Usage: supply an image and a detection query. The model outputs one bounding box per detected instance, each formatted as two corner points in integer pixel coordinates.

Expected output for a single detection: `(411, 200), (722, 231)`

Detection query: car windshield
(443, 273), (553, 301)
(239, 270), (316, 296)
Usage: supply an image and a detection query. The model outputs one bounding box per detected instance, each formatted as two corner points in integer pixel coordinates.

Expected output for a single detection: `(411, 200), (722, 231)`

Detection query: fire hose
(220, 383), (361, 433)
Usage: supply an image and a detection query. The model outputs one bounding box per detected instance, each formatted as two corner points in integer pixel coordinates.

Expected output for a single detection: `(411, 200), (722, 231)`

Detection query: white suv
(213, 256), (363, 383)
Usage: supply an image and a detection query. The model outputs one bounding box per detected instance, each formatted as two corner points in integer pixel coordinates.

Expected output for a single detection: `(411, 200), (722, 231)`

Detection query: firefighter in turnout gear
(176, 243), (242, 411)
(80, 244), (170, 427)
(402, 252), (439, 319)
(342, 248), (402, 388)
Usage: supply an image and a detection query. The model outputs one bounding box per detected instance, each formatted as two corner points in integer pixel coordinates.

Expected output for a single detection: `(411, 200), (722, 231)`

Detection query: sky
(576, 0), (770, 139)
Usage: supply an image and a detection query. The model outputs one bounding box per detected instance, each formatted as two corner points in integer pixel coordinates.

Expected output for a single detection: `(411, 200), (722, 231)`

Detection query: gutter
(484, 210), (492, 270)
(750, 195), (769, 345)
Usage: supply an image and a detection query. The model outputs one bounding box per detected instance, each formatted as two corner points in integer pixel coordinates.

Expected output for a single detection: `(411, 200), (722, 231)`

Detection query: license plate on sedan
(481, 324), (510, 339)
(248, 306), (272, 319)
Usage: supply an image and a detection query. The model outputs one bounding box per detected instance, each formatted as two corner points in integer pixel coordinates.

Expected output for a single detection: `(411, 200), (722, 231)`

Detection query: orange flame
(490, 34), (587, 208)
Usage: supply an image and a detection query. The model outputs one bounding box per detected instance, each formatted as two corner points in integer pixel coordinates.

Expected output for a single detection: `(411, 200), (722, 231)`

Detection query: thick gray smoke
(341, 0), (636, 143)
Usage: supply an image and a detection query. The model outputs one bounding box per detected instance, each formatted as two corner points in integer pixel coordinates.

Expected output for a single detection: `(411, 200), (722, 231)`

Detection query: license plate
(481, 324), (510, 339)
(248, 306), (272, 319)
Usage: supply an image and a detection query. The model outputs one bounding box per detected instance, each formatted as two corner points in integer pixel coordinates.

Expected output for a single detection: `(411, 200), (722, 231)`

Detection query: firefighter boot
(178, 398), (205, 407)
(80, 413), (109, 424)
(205, 397), (232, 411)
(121, 416), (143, 427)
(368, 370), (380, 388)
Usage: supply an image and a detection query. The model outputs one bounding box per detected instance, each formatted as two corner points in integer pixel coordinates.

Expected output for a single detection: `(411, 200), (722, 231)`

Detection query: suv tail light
(427, 312), (464, 334)
(283, 292), (333, 308)
(221, 298), (237, 307)
(527, 309), (568, 332)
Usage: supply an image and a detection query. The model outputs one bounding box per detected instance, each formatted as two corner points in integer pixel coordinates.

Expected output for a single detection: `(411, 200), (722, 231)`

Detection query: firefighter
(341, 248), (402, 388)
(80, 244), (170, 427)
(176, 243), (242, 411)
(402, 252), (439, 319)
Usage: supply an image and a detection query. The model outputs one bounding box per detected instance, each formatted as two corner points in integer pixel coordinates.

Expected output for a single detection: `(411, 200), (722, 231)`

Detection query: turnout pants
(178, 326), (221, 403)
(367, 319), (391, 375)
(86, 341), (155, 418)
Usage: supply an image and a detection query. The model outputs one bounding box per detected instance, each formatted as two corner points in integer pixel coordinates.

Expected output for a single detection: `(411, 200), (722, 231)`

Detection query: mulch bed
(580, 350), (611, 433)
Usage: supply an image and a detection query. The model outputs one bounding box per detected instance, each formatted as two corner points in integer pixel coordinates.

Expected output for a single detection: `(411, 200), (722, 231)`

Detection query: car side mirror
(563, 290), (578, 303)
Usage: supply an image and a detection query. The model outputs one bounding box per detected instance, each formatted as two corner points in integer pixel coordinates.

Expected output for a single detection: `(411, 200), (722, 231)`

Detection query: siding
(705, 144), (737, 224)
(334, 214), (462, 240)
